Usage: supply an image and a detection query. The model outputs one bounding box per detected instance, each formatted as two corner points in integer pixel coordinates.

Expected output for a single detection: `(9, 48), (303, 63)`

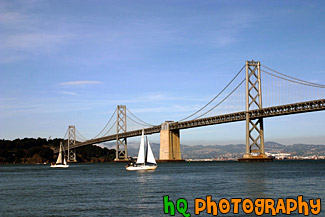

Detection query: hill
(0, 138), (116, 164)
(1, 138), (324, 163)
(122, 141), (325, 159)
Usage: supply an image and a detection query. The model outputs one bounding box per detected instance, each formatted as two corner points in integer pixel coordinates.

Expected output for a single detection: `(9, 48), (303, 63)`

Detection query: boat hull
(50, 164), (69, 168)
(126, 165), (157, 171)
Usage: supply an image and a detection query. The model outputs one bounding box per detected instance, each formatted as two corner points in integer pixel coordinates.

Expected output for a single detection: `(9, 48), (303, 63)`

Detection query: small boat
(50, 142), (69, 168)
(126, 130), (157, 171)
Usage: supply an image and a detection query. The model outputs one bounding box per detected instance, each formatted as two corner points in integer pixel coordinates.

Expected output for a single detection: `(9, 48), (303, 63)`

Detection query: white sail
(146, 139), (156, 164)
(126, 130), (157, 171)
(50, 141), (69, 168)
(56, 143), (63, 164)
(136, 130), (145, 164)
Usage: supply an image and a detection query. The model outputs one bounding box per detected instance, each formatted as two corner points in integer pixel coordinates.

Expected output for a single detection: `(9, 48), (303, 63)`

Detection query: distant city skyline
(1, 0), (324, 145)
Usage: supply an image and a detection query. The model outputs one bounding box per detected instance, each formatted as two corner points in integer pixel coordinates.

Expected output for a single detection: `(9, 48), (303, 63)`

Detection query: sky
(0, 0), (325, 146)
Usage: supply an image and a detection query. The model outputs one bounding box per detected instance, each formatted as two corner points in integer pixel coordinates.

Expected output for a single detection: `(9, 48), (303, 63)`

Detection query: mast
(61, 143), (64, 163)
(56, 142), (63, 164)
(145, 136), (148, 165)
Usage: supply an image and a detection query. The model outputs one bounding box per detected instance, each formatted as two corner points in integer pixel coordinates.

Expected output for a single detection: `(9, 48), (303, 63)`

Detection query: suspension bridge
(56, 60), (325, 162)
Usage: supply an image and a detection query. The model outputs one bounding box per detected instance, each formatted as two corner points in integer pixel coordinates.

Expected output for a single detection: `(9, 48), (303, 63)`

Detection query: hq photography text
(163, 195), (321, 216)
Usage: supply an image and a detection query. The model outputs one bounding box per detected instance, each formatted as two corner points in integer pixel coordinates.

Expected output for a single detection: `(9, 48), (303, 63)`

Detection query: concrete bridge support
(159, 122), (182, 161)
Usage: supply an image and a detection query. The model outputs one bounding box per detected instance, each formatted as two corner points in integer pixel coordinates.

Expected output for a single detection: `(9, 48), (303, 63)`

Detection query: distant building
(266, 152), (291, 160)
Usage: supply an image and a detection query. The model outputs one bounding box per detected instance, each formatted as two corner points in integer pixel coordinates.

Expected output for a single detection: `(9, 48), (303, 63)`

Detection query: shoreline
(1, 158), (324, 165)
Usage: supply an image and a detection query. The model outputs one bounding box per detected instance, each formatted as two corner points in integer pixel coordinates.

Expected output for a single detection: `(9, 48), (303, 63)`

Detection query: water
(0, 161), (324, 217)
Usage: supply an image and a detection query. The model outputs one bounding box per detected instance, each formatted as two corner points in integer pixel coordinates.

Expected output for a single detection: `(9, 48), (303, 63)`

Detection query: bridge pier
(68, 150), (77, 162)
(159, 121), (184, 162)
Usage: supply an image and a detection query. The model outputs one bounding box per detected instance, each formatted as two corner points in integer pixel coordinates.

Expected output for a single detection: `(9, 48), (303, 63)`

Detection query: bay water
(0, 160), (324, 216)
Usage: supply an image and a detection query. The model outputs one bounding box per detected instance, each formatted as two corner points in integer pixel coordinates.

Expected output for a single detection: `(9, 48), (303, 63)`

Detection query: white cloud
(60, 91), (78, 96)
(59, 81), (102, 86)
(3, 32), (74, 51)
(0, 11), (29, 26)
(0, 1), (74, 63)
(0, 97), (15, 101)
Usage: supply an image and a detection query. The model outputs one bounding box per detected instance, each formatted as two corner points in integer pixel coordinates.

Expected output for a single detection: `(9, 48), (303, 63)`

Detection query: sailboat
(50, 142), (69, 168)
(126, 130), (157, 171)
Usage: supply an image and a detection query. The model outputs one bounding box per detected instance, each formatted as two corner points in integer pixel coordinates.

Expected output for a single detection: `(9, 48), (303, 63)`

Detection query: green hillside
(0, 138), (116, 164)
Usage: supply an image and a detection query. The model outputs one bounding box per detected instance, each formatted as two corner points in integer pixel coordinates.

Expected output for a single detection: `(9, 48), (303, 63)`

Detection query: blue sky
(1, 0), (325, 145)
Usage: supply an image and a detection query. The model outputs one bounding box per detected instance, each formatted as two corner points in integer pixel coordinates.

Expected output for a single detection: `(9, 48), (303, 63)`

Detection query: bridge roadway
(56, 99), (325, 153)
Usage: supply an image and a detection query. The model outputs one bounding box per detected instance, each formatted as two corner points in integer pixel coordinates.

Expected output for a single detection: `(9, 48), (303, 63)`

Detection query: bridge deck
(56, 99), (324, 153)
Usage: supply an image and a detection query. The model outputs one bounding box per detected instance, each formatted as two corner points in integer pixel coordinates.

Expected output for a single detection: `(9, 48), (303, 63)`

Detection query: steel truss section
(245, 60), (266, 157)
(59, 99), (324, 151)
(251, 99), (325, 118)
(68, 125), (77, 162)
(115, 105), (127, 160)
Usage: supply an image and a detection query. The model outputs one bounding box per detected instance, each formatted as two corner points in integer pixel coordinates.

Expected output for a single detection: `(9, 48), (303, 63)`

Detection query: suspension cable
(92, 108), (117, 139)
(126, 108), (153, 126)
(75, 135), (84, 141)
(261, 69), (325, 88)
(76, 129), (88, 140)
(262, 65), (325, 88)
(193, 78), (246, 119)
(63, 129), (68, 139)
(75, 137), (85, 143)
(178, 65), (245, 122)
(103, 120), (117, 136)
(126, 114), (152, 127)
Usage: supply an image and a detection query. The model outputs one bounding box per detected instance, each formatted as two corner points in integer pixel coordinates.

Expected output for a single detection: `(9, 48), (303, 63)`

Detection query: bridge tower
(67, 125), (77, 162)
(240, 60), (271, 161)
(115, 105), (128, 161)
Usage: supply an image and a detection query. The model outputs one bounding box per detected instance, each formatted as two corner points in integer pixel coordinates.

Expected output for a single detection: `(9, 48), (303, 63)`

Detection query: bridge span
(58, 99), (325, 155)
(57, 61), (325, 162)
